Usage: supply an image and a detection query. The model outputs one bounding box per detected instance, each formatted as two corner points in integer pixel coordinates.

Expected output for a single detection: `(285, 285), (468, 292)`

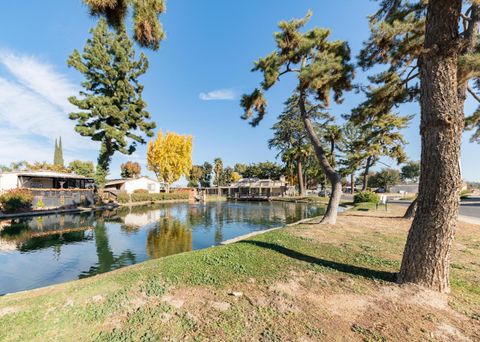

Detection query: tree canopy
(120, 161), (141, 178)
(68, 19), (156, 187)
(83, 0), (166, 50)
(147, 130), (192, 191)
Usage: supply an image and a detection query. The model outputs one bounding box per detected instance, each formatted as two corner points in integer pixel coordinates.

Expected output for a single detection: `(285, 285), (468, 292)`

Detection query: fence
(29, 188), (95, 210)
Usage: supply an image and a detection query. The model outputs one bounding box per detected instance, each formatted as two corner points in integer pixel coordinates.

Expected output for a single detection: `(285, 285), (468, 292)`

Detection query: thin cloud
(199, 88), (236, 101)
(0, 49), (97, 165)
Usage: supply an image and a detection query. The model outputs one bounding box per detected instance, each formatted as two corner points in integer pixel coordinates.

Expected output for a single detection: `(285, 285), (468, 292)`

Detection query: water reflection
(0, 201), (324, 294)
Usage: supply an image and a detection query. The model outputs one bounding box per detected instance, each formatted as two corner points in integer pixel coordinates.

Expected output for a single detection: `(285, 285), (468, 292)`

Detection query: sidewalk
(458, 215), (480, 225)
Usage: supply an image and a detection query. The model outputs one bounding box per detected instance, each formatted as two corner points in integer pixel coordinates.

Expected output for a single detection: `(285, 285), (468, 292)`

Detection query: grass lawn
(0, 205), (479, 341)
(271, 196), (330, 204)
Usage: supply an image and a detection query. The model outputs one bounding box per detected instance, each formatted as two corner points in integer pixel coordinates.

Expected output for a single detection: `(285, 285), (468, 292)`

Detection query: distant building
(391, 183), (419, 194)
(104, 176), (166, 194)
(0, 171), (95, 210)
(201, 178), (292, 200)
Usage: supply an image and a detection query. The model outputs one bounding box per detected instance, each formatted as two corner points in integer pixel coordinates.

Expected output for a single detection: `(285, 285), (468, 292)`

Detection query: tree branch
(468, 85), (480, 103)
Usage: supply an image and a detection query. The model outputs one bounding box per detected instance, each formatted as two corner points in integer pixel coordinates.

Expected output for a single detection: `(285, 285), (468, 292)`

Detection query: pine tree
(363, 0), (480, 292)
(68, 19), (156, 187)
(269, 93), (328, 196)
(241, 12), (354, 224)
(83, 0), (166, 50)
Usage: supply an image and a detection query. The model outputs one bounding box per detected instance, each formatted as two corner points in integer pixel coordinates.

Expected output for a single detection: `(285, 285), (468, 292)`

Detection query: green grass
(271, 196), (329, 204)
(0, 215), (478, 341)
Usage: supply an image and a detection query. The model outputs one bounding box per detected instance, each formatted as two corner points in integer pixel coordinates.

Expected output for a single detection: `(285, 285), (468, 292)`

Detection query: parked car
(374, 187), (386, 193)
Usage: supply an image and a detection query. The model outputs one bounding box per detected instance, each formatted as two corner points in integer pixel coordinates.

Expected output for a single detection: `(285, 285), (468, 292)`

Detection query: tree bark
(299, 89), (342, 224)
(398, 0), (463, 293)
(96, 140), (113, 188)
(362, 156), (373, 191)
(297, 159), (306, 196)
(403, 198), (417, 219)
(351, 173), (355, 194)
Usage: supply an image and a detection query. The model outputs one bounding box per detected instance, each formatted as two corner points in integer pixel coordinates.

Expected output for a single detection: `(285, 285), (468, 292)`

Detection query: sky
(0, 0), (478, 182)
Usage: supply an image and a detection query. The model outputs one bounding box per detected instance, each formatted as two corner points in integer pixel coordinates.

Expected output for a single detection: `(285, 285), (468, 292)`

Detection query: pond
(0, 201), (325, 294)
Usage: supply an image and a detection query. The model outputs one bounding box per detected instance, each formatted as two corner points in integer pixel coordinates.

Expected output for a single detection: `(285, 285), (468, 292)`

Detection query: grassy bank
(0, 205), (479, 341)
(271, 196), (330, 204)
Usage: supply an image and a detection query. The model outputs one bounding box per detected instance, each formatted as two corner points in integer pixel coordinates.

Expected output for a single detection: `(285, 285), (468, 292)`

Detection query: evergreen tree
(83, 0), (166, 50)
(269, 93), (327, 196)
(241, 12), (354, 224)
(69, 160), (95, 178)
(363, 0), (480, 292)
(53, 138), (59, 166)
(68, 19), (156, 187)
(199, 162), (213, 188)
(57, 137), (64, 167)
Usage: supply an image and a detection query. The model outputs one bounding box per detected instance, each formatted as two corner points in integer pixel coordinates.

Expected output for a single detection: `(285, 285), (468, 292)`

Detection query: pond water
(0, 201), (324, 294)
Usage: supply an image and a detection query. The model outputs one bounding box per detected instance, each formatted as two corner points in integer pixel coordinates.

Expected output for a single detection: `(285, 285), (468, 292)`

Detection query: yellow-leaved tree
(147, 130), (193, 192)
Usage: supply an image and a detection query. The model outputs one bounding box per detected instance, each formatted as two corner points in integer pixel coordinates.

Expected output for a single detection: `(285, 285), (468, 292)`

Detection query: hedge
(117, 192), (190, 204)
(353, 191), (380, 204)
(0, 189), (34, 213)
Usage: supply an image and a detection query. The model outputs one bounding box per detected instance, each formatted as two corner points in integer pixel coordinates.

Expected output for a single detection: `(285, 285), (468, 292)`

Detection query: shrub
(129, 192), (190, 203)
(0, 189), (34, 213)
(460, 189), (471, 199)
(133, 189), (149, 194)
(35, 198), (45, 209)
(116, 192), (130, 204)
(353, 191), (380, 204)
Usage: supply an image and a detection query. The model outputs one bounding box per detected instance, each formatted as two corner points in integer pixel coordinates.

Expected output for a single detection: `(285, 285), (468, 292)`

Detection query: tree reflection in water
(79, 218), (137, 278)
(146, 218), (192, 259)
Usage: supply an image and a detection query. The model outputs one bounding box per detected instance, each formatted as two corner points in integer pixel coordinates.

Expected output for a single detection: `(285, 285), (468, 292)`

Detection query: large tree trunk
(96, 140), (113, 188)
(297, 159), (306, 196)
(403, 198), (417, 219)
(398, 0), (463, 293)
(362, 156), (373, 191)
(299, 89), (342, 224)
(350, 173), (355, 194)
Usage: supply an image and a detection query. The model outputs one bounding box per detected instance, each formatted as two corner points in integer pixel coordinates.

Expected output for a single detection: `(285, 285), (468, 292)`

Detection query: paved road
(342, 194), (480, 219)
(390, 199), (480, 219)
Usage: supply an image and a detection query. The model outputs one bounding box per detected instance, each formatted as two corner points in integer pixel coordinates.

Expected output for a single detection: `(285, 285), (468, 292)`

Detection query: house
(201, 178), (292, 200)
(0, 171), (95, 209)
(104, 176), (165, 194)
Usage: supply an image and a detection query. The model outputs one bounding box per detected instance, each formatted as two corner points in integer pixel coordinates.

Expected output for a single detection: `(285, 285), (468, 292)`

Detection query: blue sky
(0, 1), (478, 182)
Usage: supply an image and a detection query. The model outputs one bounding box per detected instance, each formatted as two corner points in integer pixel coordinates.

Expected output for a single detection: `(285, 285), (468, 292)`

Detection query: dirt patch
(0, 306), (21, 317)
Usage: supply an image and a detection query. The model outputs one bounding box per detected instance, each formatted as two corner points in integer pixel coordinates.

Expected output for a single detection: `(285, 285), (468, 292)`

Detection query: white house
(104, 177), (165, 194)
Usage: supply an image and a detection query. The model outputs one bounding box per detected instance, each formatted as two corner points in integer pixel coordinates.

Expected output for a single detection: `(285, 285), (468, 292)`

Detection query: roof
(229, 178), (286, 188)
(0, 171), (94, 180)
(105, 176), (165, 187)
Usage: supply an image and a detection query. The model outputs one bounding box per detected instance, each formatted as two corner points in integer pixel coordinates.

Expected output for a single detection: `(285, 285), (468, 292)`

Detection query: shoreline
(1, 213), (321, 297)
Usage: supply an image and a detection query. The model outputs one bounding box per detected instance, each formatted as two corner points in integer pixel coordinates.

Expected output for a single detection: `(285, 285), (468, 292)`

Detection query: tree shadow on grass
(240, 240), (397, 283)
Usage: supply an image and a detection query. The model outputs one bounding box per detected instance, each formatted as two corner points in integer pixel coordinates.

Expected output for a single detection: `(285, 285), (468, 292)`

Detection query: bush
(35, 198), (45, 209)
(353, 191), (380, 204)
(0, 189), (34, 213)
(133, 189), (149, 194)
(460, 189), (471, 199)
(116, 192), (130, 204)
(128, 192), (190, 203)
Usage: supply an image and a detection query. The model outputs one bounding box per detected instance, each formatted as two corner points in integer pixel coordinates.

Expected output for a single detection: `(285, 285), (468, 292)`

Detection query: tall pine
(241, 12), (354, 224)
(362, 0), (480, 292)
(68, 19), (156, 187)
